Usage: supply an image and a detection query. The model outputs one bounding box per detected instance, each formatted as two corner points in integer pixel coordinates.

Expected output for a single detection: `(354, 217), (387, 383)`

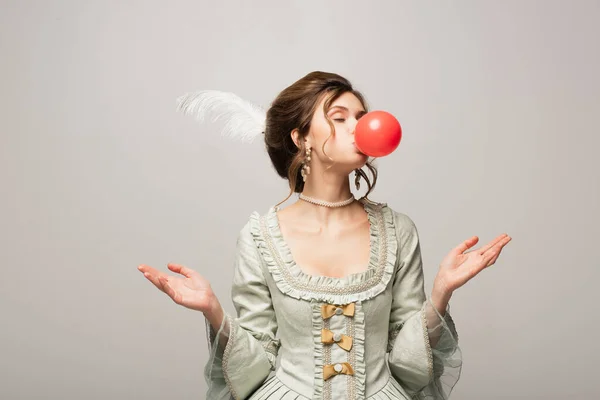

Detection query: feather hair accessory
(176, 90), (266, 143)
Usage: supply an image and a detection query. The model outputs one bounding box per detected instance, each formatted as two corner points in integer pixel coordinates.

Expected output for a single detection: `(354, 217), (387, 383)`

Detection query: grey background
(1, 1), (598, 399)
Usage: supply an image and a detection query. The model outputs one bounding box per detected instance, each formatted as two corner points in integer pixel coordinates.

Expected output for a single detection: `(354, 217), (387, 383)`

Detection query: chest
(279, 219), (371, 279)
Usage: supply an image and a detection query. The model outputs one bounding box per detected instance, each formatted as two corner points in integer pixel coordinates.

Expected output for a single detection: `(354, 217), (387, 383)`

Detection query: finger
(142, 271), (165, 292)
(138, 265), (167, 292)
(470, 247), (505, 277)
(477, 234), (509, 255)
(168, 263), (196, 279)
(138, 264), (165, 277)
(486, 252), (501, 267)
(482, 236), (511, 266)
(451, 236), (479, 256)
(484, 235), (511, 257)
(456, 236), (511, 282)
(159, 276), (182, 305)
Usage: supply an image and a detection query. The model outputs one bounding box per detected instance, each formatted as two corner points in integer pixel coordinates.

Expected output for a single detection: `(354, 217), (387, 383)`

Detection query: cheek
(312, 120), (335, 141)
(310, 122), (337, 151)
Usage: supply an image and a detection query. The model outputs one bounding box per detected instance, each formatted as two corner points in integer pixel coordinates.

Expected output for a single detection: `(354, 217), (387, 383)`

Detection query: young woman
(138, 71), (511, 399)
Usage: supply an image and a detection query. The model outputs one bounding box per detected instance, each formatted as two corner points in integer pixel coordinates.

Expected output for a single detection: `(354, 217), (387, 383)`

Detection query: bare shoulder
(274, 202), (302, 224)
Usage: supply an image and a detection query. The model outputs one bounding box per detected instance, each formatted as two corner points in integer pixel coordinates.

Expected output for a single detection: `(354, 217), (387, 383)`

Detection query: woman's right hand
(138, 263), (217, 314)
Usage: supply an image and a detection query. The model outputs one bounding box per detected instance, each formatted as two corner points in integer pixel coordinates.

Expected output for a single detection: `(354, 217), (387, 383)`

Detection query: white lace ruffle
(248, 198), (398, 305)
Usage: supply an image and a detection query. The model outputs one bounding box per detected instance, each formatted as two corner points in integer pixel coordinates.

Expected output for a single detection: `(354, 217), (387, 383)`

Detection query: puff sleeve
(203, 220), (280, 400)
(387, 212), (462, 399)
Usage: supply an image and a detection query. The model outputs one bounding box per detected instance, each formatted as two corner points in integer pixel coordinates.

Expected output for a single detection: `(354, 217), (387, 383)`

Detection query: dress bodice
(250, 198), (403, 398)
(204, 198), (462, 400)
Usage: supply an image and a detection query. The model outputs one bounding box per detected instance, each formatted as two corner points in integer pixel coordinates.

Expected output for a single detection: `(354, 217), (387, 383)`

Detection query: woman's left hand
(433, 233), (512, 296)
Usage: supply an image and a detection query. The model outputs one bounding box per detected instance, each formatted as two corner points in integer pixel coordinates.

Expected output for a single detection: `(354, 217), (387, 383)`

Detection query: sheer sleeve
(387, 212), (462, 399)
(203, 220), (280, 400)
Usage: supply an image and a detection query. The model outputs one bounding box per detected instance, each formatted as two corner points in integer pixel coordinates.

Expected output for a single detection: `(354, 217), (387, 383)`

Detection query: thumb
(452, 236), (479, 255)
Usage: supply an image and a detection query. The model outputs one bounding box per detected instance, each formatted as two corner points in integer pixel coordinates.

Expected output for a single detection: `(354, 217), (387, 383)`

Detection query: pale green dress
(204, 198), (462, 399)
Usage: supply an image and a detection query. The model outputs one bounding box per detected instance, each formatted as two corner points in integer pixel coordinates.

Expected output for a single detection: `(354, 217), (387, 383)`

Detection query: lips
(352, 143), (365, 155)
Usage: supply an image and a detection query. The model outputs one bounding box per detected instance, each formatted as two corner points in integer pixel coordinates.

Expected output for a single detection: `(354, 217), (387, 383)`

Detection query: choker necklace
(299, 193), (355, 208)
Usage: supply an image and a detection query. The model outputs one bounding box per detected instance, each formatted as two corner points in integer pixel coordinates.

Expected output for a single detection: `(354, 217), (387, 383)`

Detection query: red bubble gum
(354, 111), (402, 157)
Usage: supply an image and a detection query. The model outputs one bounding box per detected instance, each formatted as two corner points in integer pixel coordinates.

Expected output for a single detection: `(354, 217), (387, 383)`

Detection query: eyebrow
(329, 105), (367, 115)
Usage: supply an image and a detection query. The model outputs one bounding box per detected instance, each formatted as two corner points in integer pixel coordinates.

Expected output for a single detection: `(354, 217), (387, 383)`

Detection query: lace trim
(250, 198), (398, 304)
(346, 317), (356, 400)
(346, 315), (355, 399)
(324, 317), (332, 400)
(258, 212), (384, 295)
(221, 315), (240, 400)
(421, 306), (434, 381)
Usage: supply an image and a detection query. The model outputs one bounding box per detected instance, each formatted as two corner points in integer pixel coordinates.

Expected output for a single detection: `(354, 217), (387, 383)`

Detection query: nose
(349, 118), (358, 135)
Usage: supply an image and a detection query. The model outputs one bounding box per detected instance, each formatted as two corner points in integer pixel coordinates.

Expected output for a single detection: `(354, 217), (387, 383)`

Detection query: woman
(138, 71), (511, 399)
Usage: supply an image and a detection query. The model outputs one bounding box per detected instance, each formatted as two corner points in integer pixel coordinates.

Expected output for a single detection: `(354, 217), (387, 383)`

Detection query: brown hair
(264, 71), (378, 208)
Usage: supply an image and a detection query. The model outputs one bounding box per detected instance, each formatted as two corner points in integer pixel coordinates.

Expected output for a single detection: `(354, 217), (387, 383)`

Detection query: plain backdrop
(1, 1), (599, 399)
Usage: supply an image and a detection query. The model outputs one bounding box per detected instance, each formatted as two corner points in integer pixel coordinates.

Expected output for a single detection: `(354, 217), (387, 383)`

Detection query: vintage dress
(204, 198), (462, 399)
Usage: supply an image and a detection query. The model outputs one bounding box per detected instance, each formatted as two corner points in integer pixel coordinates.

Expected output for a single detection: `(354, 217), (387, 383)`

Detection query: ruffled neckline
(248, 197), (398, 304)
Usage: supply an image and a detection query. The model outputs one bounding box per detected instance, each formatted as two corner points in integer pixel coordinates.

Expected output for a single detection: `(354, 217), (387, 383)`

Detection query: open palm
(435, 233), (512, 294)
(137, 263), (215, 313)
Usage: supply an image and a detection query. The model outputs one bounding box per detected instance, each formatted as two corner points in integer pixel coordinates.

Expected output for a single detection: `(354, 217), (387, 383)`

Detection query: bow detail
(321, 329), (353, 351)
(323, 362), (355, 381)
(321, 302), (355, 319)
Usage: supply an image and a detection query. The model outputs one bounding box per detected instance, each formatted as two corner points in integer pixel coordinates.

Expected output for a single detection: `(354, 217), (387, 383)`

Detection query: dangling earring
(354, 169), (361, 190)
(301, 147), (312, 182)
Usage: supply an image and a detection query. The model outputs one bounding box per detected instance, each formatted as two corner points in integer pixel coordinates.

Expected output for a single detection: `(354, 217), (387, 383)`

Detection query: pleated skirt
(248, 373), (409, 400)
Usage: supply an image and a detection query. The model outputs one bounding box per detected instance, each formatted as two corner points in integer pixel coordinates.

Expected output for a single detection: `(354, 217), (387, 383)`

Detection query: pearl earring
(301, 147), (312, 182)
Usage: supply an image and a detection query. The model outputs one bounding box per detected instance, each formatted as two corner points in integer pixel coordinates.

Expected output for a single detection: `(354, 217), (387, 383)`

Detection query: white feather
(176, 90), (266, 143)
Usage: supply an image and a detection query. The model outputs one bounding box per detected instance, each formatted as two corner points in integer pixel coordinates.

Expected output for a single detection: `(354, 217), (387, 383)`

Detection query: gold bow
(321, 329), (353, 351)
(323, 362), (355, 380)
(321, 303), (355, 319)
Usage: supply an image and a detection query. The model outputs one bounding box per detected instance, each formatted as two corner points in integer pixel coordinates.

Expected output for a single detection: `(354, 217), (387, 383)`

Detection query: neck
(300, 169), (353, 203)
(295, 171), (359, 224)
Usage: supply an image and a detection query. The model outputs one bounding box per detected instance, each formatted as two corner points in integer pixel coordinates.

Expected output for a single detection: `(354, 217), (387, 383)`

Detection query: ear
(291, 129), (310, 149)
